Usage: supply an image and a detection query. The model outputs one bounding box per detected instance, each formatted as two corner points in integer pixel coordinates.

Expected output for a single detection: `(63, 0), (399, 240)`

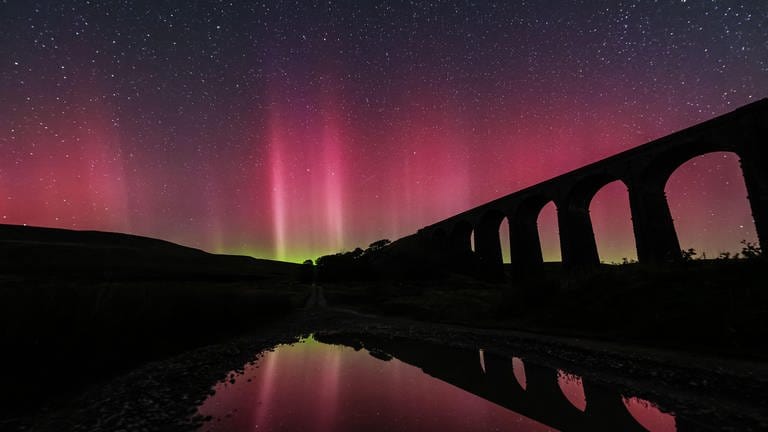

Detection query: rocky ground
(14, 304), (768, 432)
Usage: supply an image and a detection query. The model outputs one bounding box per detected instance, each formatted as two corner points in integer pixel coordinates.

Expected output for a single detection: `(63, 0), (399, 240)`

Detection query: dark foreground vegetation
(0, 224), (307, 424)
(316, 238), (768, 360)
(3, 224), (767, 429)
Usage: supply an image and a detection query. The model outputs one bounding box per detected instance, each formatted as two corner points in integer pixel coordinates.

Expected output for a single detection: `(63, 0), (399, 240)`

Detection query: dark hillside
(0, 224), (307, 423)
(0, 223), (299, 280)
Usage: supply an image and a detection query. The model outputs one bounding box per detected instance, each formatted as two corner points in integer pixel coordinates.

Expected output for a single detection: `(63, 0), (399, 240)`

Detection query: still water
(197, 335), (676, 432)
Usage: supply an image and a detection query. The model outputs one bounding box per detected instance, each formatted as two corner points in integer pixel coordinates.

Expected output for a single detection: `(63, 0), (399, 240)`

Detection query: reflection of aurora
(198, 336), (677, 432)
(199, 337), (552, 432)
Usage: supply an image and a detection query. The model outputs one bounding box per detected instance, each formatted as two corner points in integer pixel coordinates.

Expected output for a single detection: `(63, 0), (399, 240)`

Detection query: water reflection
(197, 335), (678, 432)
(198, 336), (551, 432)
(512, 356), (527, 390)
(557, 370), (586, 412)
(623, 396), (677, 432)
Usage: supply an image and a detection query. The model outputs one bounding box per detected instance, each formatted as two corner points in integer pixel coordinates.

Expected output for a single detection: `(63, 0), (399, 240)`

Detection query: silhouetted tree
(316, 250), (367, 281)
(681, 248), (697, 261)
(717, 251), (738, 260)
(315, 239), (394, 281)
(740, 240), (763, 259)
(299, 259), (314, 283)
(367, 239), (391, 253)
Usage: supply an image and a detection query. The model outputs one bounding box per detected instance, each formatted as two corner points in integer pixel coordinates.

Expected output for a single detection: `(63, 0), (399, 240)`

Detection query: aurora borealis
(1, 1), (765, 262)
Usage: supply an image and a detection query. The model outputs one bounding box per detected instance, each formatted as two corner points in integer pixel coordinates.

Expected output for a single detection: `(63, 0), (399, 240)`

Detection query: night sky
(1, 1), (765, 263)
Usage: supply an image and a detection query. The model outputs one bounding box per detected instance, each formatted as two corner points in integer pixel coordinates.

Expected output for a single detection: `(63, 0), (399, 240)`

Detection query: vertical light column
(267, 114), (288, 261)
(320, 116), (346, 253)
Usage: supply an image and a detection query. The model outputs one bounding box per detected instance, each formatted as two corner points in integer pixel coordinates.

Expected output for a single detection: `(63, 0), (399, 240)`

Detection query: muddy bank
(20, 307), (768, 432)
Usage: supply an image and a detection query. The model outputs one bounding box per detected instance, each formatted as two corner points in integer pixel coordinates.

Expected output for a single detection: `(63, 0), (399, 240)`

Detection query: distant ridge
(0, 223), (208, 252)
(0, 224), (298, 280)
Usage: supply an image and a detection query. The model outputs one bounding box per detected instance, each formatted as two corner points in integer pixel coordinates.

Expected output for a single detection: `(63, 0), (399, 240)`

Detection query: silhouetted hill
(0, 224), (309, 423)
(0, 223), (299, 280)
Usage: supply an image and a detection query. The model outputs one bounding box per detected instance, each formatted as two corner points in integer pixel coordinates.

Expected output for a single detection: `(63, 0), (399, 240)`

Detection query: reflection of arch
(327, 333), (679, 431)
(557, 370), (586, 412)
(512, 357), (527, 390)
(622, 397), (677, 432)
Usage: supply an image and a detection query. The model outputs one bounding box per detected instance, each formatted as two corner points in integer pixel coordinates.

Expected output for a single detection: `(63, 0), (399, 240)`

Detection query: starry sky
(0, 1), (765, 263)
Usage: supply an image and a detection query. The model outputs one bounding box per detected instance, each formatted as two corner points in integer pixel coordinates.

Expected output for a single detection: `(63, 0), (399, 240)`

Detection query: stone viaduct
(413, 99), (767, 276)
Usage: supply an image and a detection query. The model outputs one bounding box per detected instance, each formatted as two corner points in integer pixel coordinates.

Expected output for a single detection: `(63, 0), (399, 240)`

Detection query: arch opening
(665, 151), (758, 259)
(507, 197), (557, 274)
(499, 216), (511, 263)
(475, 209), (506, 272)
(448, 219), (474, 257)
(589, 180), (638, 264)
(537, 201), (562, 262)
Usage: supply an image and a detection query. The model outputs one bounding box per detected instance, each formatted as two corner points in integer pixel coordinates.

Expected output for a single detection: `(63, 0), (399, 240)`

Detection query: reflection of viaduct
(323, 335), (691, 431)
(415, 100), (767, 275)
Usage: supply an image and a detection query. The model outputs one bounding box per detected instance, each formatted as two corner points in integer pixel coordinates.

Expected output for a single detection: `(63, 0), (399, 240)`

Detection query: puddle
(197, 335), (676, 432)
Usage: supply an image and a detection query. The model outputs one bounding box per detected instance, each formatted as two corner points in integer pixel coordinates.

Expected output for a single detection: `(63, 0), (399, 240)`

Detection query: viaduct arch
(414, 99), (768, 275)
